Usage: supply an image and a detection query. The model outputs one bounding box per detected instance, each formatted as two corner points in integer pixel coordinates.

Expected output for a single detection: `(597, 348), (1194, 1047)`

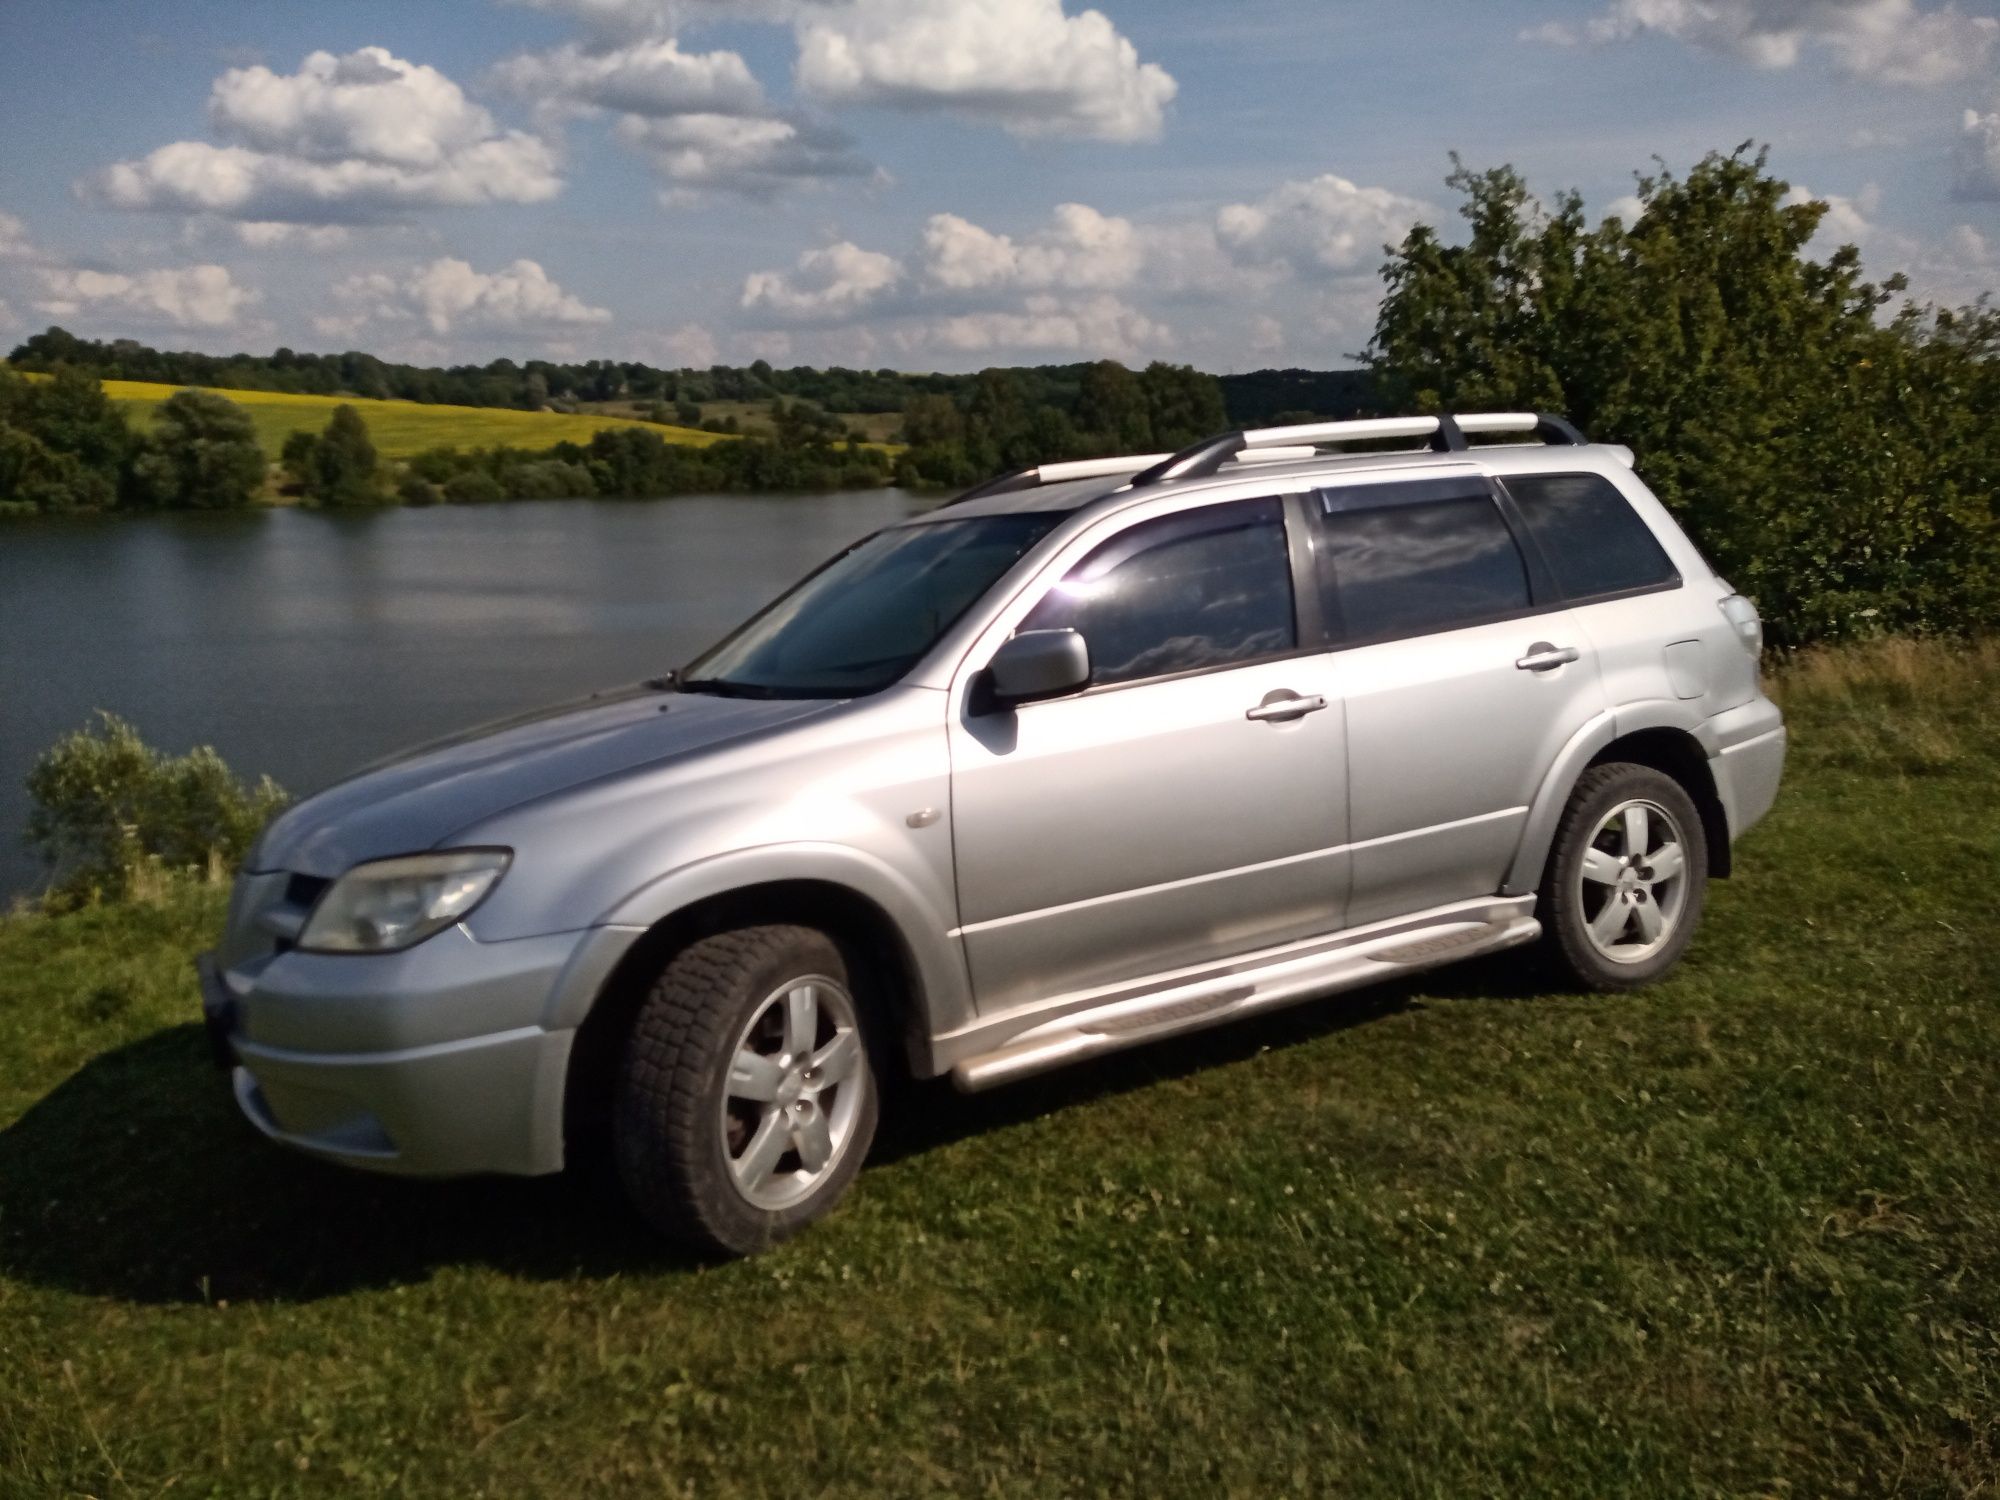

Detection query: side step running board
(948, 907), (1540, 1092)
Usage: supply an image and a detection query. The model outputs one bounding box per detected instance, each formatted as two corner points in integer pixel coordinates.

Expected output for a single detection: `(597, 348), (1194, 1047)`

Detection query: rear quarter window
(1502, 472), (1679, 602)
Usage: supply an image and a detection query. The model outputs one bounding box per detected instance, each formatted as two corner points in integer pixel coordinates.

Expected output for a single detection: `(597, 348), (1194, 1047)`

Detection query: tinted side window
(1021, 499), (1295, 686)
(1316, 493), (1530, 642)
(1504, 473), (1678, 601)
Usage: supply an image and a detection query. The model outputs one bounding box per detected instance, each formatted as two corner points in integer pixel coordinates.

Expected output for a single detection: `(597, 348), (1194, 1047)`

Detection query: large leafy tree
(288, 403), (384, 507)
(130, 389), (266, 510)
(1367, 147), (1999, 644)
(0, 365), (129, 511)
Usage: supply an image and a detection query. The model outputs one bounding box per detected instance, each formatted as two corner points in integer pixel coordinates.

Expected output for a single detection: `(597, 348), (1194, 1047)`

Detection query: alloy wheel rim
(1575, 798), (1689, 964)
(719, 975), (868, 1211)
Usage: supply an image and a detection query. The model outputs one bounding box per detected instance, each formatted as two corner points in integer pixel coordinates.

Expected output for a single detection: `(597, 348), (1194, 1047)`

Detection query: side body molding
(545, 842), (973, 1061)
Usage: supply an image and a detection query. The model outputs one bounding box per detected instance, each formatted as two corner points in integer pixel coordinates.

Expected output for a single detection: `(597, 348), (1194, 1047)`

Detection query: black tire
(1537, 762), (1709, 991)
(615, 924), (880, 1256)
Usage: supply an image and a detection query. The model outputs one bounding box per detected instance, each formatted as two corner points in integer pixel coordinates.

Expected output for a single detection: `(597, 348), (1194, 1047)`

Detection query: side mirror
(986, 629), (1090, 707)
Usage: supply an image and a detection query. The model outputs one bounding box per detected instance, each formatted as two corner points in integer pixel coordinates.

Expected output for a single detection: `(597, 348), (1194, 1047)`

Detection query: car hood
(252, 685), (839, 878)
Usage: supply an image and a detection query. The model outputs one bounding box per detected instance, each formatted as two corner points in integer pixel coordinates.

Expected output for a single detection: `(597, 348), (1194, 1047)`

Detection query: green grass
(98, 379), (726, 459)
(2, 639), (1997, 1496)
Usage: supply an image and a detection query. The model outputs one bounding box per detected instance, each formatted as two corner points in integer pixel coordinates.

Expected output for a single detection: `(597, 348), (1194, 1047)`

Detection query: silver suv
(199, 413), (1787, 1255)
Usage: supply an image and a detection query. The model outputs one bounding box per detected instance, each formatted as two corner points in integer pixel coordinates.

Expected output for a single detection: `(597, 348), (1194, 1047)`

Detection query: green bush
(129, 389), (266, 510)
(25, 713), (289, 902)
(442, 468), (506, 504)
(396, 470), (445, 506)
(497, 458), (596, 499)
(298, 404), (386, 507)
(0, 365), (131, 513)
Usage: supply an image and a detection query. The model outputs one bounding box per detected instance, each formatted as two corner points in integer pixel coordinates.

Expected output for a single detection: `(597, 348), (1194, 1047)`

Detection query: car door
(1312, 472), (1607, 927)
(948, 496), (1349, 1014)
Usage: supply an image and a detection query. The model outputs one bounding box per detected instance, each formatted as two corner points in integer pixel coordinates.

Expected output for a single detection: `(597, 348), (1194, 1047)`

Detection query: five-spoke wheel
(721, 977), (870, 1211)
(1575, 798), (1690, 964)
(1539, 763), (1709, 990)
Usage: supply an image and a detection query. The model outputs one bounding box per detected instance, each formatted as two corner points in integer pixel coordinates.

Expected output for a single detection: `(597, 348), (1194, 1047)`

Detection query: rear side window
(1021, 498), (1295, 686)
(1315, 484), (1530, 643)
(1503, 473), (1679, 601)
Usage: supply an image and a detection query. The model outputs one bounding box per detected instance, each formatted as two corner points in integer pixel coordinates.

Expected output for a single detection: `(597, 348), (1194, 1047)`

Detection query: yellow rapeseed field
(98, 380), (727, 458)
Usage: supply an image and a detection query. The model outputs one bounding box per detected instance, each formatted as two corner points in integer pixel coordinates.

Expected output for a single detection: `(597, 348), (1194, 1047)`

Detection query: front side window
(1316, 483), (1530, 642)
(1503, 472), (1679, 601)
(683, 512), (1062, 697)
(1020, 498), (1295, 688)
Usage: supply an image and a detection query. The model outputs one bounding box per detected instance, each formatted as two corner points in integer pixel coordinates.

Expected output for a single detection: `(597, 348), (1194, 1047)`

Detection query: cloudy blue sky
(2, 0), (1997, 373)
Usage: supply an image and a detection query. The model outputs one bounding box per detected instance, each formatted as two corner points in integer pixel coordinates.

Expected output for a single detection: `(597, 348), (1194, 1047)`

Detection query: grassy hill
(2, 638), (1997, 1494)
(98, 380), (726, 458)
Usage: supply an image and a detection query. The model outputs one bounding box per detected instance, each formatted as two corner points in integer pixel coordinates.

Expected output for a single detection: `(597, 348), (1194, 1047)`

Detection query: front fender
(541, 842), (973, 1048)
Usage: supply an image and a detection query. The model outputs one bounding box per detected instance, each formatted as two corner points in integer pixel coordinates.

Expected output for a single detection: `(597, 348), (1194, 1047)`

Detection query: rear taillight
(1719, 594), (1763, 659)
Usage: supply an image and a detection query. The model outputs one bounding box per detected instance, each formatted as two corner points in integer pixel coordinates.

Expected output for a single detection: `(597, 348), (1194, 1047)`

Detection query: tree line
(0, 371), (268, 514)
(6, 324), (1357, 428)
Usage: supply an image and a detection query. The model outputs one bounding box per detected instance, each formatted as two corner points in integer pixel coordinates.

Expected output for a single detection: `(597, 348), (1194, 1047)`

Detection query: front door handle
(1516, 643), (1580, 672)
(1246, 691), (1328, 723)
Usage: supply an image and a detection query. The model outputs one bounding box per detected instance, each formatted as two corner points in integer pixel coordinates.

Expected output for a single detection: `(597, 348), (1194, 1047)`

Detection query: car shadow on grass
(0, 953), (1555, 1306)
(874, 948), (1555, 1164)
(0, 1024), (679, 1305)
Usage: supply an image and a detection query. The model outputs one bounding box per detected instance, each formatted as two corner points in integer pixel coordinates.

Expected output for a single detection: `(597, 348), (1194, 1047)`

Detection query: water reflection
(0, 492), (925, 897)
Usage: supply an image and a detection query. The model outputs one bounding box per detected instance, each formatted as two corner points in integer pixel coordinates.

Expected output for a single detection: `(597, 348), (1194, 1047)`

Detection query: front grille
(220, 870), (330, 968)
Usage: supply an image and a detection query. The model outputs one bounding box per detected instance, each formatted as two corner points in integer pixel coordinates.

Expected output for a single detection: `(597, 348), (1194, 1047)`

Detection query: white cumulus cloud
(0, 212), (37, 261)
(490, 36), (767, 118)
(235, 221), (351, 250)
(1527, 0), (1999, 85)
(614, 112), (872, 195)
(905, 293), (1168, 359)
(1957, 101), (2000, 200)
(920, 203), (1143, 293)
(330, 257), (611, 336)
(35, 264), (259, 328)
(795, 0), (1177, 142)
(86, 48), (562, 224)
(742, 241), (904, 319)
(511, 0), (823, 41)
(1215, 174), (1428, 279)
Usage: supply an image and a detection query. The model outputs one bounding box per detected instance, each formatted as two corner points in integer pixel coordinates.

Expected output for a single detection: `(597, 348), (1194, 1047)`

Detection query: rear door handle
(1515, 643), (1580, 672)
(1246, 691), (1328, 723)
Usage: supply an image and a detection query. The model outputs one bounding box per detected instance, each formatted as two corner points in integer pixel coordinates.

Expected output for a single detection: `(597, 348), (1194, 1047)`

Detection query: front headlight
(298, 850), (511, 954)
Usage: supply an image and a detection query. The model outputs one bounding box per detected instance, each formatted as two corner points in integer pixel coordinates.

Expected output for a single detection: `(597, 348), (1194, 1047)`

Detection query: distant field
(578, 398), (907, 445)
(98, 380), (725, 459)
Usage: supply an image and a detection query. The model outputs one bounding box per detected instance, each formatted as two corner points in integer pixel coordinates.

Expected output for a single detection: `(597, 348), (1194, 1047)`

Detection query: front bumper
(197, 923), (631, 1178)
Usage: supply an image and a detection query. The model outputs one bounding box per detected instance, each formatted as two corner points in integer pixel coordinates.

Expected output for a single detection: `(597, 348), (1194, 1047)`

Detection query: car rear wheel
(615, 924), (879, 1256)
(1538, 763), (1708, 991)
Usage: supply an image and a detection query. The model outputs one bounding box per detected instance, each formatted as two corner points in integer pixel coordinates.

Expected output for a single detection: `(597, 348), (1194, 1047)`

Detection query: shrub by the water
(129, 389), (266, 510)
(24, 713), (288, 903)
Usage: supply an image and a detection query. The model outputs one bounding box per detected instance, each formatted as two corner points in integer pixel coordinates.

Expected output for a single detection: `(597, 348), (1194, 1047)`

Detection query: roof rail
(1127, 411), (1589, 489)
(942, 451), (1172, 506)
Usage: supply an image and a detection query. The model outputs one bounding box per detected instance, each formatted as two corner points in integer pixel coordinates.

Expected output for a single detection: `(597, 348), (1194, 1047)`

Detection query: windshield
(680, 512), (1064, 698)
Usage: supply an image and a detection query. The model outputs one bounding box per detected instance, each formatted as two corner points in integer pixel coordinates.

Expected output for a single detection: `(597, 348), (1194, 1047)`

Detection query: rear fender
(1504, 701), (1726, 895)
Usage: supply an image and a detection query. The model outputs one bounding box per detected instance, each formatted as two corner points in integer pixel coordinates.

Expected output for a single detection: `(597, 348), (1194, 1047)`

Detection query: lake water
(0, 491), (929, 900)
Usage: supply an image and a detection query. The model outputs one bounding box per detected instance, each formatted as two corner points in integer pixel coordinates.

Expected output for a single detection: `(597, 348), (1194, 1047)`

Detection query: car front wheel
(615, 924), (880, 1256)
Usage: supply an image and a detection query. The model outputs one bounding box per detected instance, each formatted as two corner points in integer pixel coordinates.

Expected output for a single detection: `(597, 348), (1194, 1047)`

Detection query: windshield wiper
(676, 676), (786, 699)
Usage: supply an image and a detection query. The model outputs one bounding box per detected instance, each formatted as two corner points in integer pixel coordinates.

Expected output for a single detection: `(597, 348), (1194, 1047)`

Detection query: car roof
(910, 432), (1635, 526)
